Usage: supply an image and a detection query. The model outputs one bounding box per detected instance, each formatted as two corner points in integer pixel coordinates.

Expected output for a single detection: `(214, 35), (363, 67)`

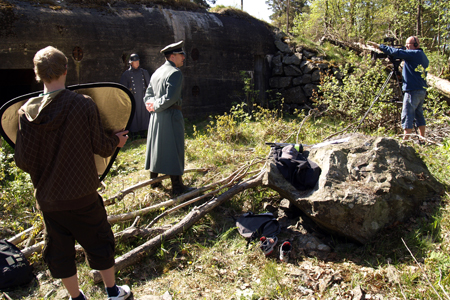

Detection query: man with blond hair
(368, 36), (429, 140)
(14, 46), (131, 300)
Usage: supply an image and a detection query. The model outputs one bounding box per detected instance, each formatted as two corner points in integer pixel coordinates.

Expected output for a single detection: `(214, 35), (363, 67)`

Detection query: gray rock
(272, 55), (283, 67)
(296, 74), (312, 85)
(300, 61), (316, 74)
(292, 77), (303, 86)
(317, 62), (329, 69)
(283, 54), (301, 65)
(296, 234), (331, 258)
(272, 64), (284, 76)
(280, 198), (291, 209)
(284, 65), (302, 76)
(302, 49), (316, 58)
(311, 69), (321, 82)
(302, 83), (318, 97)
(269, 77), (292, 88)
(275, 39), (293, 54)
(282, 86), (308, 104)
(263, 134), (444, 243)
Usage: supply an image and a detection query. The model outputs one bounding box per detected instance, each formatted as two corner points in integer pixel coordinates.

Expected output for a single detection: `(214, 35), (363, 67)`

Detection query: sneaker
(259, 236), (278, 256)
(279, 241), (292, 263)
(69, 290), (86, 300)
(108, 285), (131, 300)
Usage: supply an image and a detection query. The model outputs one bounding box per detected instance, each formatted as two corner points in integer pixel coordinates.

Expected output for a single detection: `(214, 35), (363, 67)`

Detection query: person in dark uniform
(144, 41), (193, 196)
(120, 53), (151, 139)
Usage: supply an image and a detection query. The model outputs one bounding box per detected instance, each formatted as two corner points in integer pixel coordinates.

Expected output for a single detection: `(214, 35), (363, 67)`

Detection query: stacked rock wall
(268, 33), (341, 111)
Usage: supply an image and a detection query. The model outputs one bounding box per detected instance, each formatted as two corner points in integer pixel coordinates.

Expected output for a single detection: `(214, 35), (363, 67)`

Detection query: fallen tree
(320, 35), (450, 98)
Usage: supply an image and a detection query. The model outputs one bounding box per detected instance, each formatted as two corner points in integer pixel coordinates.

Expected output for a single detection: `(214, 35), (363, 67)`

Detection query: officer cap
(129, 53), (140, 63)
(160, 40), (185, 55)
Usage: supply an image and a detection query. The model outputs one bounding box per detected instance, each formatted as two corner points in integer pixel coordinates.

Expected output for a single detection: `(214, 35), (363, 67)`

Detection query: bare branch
(90, 171), (265, 283)
(104, 168), (208, 206)
(401, 238), (443, 300)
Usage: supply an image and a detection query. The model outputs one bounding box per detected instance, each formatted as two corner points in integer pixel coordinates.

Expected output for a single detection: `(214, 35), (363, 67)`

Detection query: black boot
(170, 175), (184, 197)
(170, 175), (195, 197)
(150, 172), (162, 189)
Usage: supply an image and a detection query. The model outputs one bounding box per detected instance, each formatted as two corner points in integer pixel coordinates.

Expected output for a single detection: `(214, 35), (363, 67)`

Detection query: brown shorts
(42, 194), (115, 279)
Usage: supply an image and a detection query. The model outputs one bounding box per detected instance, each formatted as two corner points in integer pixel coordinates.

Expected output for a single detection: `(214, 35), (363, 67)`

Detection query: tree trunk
(427, 74), (450, 97)
(416, 0), (422, 36)
(286, 0), (290, 33)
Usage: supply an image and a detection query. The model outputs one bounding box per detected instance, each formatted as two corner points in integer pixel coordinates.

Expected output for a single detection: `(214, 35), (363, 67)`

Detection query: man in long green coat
(144, 40), (188, 195)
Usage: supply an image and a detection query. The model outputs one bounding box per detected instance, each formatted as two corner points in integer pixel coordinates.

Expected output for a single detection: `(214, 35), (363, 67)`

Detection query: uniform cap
(160, 40), (185, 55)
(129, 53), (140, 63)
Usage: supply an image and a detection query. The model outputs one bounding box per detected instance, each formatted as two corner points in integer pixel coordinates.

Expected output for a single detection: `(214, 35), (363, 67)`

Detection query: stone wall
(267, 32), (341, 112)
(0, 0), (276, 119)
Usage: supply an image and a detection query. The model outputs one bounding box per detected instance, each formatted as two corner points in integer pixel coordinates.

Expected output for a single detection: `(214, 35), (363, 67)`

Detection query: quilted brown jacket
(14, 89), (119, 212)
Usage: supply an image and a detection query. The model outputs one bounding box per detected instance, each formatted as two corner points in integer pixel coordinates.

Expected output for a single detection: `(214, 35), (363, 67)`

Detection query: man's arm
(144, 83), (155, 112)
(146, 71), (183, 113)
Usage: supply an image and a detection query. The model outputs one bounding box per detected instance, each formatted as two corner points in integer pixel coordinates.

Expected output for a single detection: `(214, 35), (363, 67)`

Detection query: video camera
(371, 36), (405, 70)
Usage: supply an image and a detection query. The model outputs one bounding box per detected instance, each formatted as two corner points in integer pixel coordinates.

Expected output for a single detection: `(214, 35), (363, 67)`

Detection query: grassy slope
(2, 105), (450, 299)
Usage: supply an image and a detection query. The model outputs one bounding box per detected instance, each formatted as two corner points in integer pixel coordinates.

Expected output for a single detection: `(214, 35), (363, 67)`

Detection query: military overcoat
(144, 60), (184, 175)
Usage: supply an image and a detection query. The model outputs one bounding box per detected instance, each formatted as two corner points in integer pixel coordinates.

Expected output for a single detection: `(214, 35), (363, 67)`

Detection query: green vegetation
(1, 56), (450, 297)
(2, 0), (450, 289)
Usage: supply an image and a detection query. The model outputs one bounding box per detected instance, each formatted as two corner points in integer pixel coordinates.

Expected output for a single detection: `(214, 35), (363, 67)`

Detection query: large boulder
(263, 134), (444, 243)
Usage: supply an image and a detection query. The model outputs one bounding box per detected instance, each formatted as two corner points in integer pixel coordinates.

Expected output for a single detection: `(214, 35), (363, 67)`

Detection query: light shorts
(401, 89), (427, 129)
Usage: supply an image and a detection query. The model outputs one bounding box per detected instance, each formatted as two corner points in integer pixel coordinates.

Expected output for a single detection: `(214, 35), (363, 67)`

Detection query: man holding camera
(368, 36), (429, 140)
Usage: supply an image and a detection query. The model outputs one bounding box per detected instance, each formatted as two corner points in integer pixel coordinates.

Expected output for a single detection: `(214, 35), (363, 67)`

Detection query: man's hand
(115, 130), (129, 148)
(367, 41), (379, 48)
(146, 102), (155, 112)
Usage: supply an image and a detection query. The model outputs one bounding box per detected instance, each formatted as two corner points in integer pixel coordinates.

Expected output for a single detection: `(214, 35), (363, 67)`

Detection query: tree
(266, 0), (309, 32)
(193, 0), (216, 9)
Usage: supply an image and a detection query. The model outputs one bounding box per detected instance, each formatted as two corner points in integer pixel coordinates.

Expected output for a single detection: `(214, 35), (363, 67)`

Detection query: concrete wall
(0, 1), (276, 119)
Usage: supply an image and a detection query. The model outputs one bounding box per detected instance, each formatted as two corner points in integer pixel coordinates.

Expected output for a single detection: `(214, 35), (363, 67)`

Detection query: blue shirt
(379, 44), (429, 91)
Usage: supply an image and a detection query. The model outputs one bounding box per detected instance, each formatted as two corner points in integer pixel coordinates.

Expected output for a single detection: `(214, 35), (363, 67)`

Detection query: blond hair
(33, 46), (68, 83)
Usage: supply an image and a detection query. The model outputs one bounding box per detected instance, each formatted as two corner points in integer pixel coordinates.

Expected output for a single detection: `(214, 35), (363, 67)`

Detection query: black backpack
(0, 239), (34, 291)
(236, 212), (280, 247)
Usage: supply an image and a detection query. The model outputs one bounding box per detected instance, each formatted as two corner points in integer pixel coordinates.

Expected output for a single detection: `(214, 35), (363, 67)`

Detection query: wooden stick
(438, 268), (450, 300)
(21, 225), (171, 258)
(90, 171), (265, 283)
(2, 292), (14, 300)
(22, 241), (44, 258)
(8, 226), (38, 245)
(104, 168), (208, 206)
(398, 133), (443, 146)
(106, 164), (260, 224)
(145, 167), (251, 229)
(401, 238), (443, 300)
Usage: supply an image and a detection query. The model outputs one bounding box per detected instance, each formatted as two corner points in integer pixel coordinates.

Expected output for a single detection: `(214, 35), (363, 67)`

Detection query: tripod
(355, 56), (403, 133)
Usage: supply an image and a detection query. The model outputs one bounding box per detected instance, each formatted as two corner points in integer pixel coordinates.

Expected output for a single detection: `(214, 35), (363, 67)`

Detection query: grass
(1, 98), (450, 299)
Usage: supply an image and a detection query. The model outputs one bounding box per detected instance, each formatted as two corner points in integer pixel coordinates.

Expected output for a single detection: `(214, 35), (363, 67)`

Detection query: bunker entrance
(0, 69), (42, 108)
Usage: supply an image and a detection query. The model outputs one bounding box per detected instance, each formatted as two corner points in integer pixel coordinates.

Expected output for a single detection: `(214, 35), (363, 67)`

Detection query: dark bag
(0, 239), (34, 291)
(236, 212), (280, 247)
(273, 145), (321, 191)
